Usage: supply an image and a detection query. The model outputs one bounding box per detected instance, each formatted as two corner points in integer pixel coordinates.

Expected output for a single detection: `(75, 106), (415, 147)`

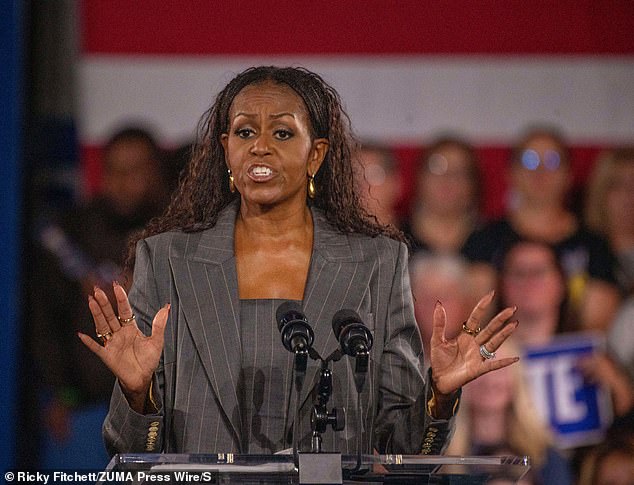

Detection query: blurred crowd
(21, 122), (633, 484)
(358, 126), (633, 485)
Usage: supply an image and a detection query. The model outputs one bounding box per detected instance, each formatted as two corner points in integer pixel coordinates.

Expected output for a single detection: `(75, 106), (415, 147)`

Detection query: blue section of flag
(0, 0), (23, 471)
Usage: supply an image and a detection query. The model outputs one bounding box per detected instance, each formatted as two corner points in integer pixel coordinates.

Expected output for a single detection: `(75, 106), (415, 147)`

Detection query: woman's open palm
(78, 283), (169, 402)
(430, 292), (519, 395)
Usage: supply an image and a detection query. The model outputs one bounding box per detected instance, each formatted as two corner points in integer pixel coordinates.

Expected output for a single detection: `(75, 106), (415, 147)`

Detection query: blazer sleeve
(373, 241), (459, 454)
(102, 239), (166, 455)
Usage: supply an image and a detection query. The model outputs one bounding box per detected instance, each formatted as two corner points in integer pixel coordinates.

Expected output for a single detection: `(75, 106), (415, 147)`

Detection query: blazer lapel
(298, 207), (377, 410)
(169, 201), (243, 448)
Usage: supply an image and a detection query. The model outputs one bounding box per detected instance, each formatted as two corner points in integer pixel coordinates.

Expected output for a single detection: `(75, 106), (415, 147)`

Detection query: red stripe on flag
(80, 1), (634, 56)
(80, 145), (103, 199)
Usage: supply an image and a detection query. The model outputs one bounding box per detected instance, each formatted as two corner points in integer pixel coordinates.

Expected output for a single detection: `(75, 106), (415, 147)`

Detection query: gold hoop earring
(228, 170), (235, 193)
(308, 174), (316, 199)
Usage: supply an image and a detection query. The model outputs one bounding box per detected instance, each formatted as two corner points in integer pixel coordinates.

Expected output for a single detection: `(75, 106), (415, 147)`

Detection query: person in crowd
(607, 298), (634, 382)
(577, 425), (634, 485)
(78, 66), (520, 456)
(463, 125), (621, 331)
(410, 253), (474, 365)
(404, 134), (482, 255)
(499, 238), (633, 482)
(585, 149), (634, 388)
(446, 342), (573, 485)
(585, 147), (634, 293)
(354, 142), (401, 227)
(498, 239), (569, 345)
(29, 126), (168, 468)
(577, 353), (634, 419)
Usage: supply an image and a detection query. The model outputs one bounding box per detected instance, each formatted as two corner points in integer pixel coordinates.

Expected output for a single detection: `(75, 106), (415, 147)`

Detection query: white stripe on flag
(78, 55), (634, 145)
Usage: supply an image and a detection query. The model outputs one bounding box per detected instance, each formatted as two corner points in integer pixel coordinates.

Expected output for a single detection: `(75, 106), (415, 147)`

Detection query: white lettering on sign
(523, 353), (587, 425)
(552, 355), (587, 423)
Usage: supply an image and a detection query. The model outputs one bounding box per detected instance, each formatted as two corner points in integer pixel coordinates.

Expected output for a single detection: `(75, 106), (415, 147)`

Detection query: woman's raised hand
(78, 282), (169, 413)
(429, 291), (519, 396)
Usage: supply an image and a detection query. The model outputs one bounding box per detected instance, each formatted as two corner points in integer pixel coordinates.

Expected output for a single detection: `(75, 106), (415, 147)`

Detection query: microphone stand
(351, 348), (369, 473)
(292, 348), (347, 484)
(291, 347), (309, 469)
(310, 355), (345, 453)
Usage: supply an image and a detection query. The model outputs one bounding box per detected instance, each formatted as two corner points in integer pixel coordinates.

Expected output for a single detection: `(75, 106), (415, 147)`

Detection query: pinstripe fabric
(103, 200), (457, 456)
(238, 299), (295, 453)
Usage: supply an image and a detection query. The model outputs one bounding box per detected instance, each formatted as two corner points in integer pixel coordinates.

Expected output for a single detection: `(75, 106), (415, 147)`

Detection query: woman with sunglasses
(463, 125), (621, 331)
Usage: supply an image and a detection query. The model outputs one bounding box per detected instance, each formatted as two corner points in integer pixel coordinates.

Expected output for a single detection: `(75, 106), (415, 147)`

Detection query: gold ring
(118, 314), (136, 325)
(96, 331), (113, 344)
(462, 321), (481, 336)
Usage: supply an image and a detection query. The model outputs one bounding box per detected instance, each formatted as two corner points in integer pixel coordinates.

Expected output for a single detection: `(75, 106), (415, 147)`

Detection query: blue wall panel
(0, 0), (23, 472)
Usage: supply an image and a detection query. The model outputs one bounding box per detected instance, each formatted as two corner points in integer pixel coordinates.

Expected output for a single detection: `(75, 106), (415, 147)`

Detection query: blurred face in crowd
(510, 133), (571, 207)
(605, 161), (634, 234)
(356, 147), (399, 225)
(501, 242), (565, 332)
(102, 138), (160, 217)
(417, 143), (478, 216)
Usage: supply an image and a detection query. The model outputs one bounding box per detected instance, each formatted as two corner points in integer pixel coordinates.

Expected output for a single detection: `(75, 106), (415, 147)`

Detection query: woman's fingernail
(113, 280), (120, 287)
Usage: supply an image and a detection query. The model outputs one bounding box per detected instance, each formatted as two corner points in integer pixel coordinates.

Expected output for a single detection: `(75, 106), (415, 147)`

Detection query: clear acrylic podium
(102, 453), (530, 484)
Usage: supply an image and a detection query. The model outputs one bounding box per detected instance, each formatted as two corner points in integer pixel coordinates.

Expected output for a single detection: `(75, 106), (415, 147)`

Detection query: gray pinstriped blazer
(103, 200), (457, 456)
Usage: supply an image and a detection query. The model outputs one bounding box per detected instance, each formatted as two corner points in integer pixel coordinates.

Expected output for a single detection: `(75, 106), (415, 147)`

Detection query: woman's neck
(234, 200), (314, 300)
(514, 311), (559, 346)
(237, 201), (312, 240)
(510, 204), (577, 243)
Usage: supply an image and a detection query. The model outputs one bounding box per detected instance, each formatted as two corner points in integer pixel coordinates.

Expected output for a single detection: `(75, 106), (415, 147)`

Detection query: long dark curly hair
(127, 66), (403, 267)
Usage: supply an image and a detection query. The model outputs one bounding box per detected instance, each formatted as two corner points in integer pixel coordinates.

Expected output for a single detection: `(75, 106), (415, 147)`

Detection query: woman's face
(501, 242), (565, 323)
(510, 134), (571, 206)
(606, 162), (634, 233)
(417, 144), (477, 215)
(221, 81), (328, 211)
(103, 138), (161, 217)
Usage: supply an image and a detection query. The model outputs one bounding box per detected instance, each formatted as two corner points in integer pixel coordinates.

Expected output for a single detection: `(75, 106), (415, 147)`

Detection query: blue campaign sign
(522, 333), (613, 448)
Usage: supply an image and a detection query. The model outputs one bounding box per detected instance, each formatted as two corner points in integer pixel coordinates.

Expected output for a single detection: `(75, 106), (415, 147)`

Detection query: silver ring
(118, 314), (136, 325)
(479, 344), (496, 360)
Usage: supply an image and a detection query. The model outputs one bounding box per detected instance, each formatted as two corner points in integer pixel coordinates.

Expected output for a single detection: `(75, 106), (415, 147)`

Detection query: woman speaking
(79, 66), (518, 456)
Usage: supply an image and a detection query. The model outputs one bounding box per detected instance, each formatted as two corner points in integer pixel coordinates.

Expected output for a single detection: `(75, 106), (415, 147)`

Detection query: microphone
(332, 309), (372, 472)
(331, 309), (373, 357)
(276, 301), (315, 353)
(276, 301), (314, 462)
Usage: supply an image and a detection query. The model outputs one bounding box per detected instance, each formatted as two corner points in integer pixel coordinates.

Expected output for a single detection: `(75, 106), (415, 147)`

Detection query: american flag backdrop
(78, 1), (634, 217)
